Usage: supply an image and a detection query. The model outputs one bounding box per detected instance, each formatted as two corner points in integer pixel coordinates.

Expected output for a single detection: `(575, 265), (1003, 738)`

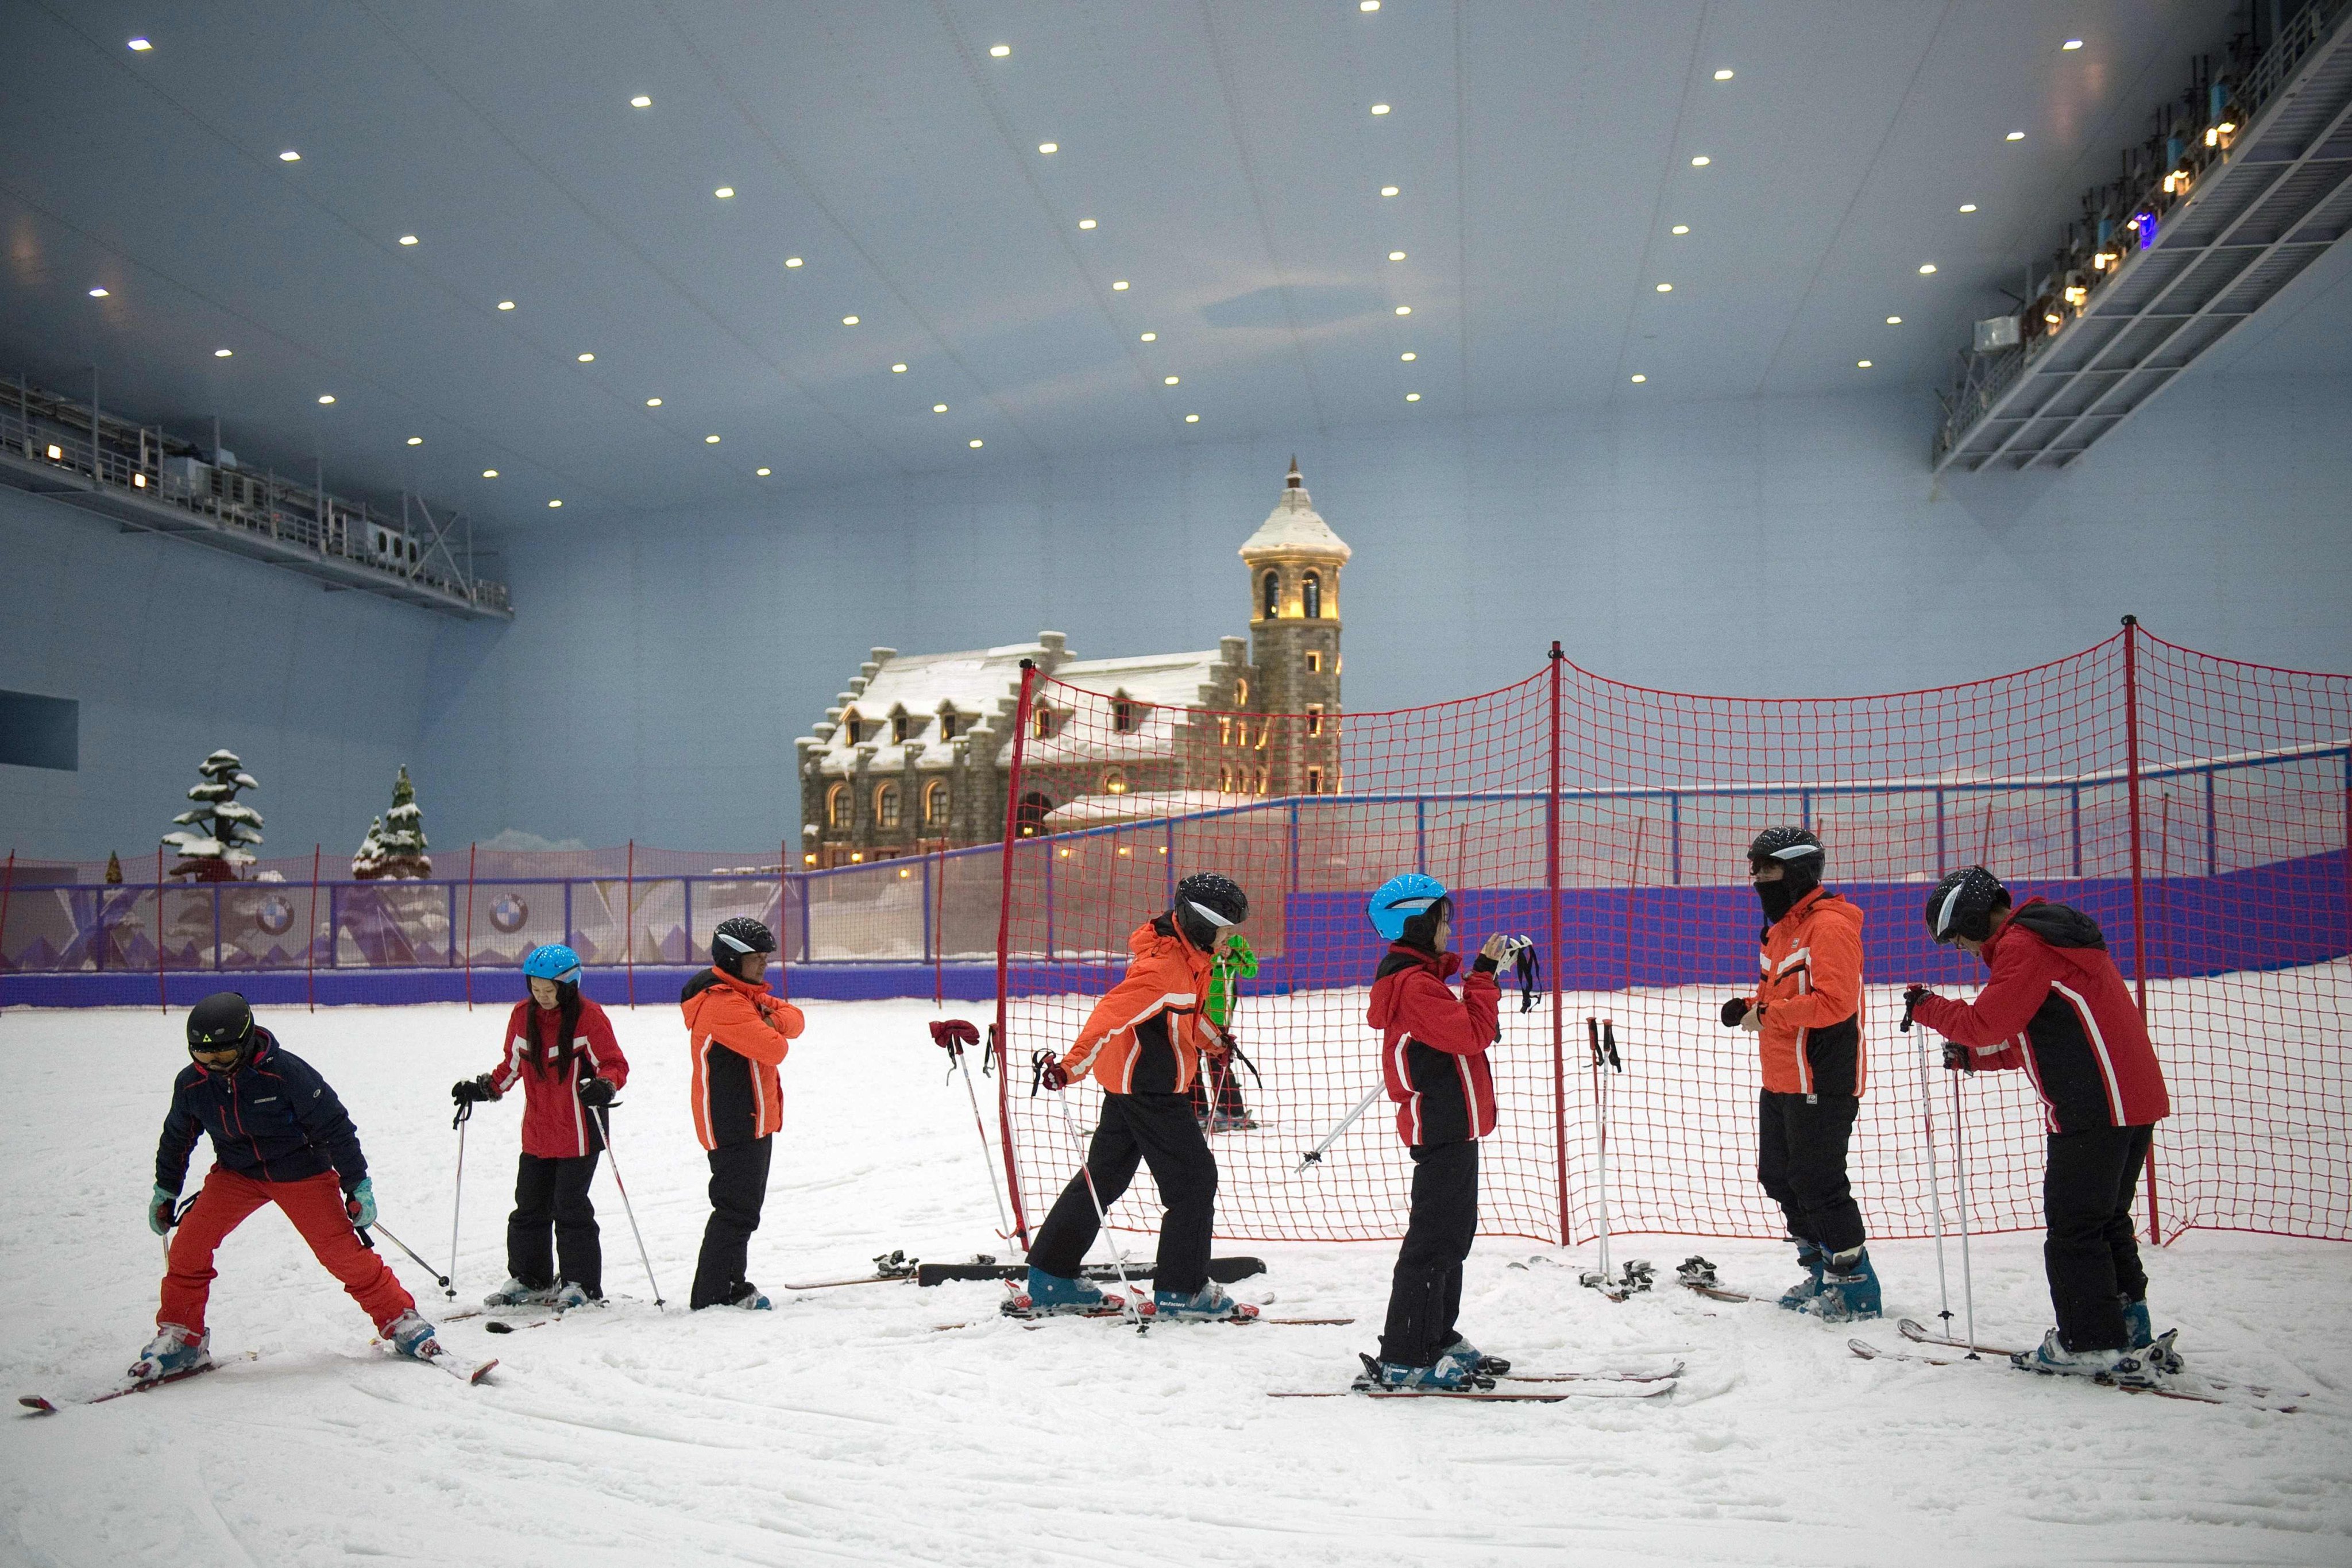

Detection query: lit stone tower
(1240, 458), (1350, 797)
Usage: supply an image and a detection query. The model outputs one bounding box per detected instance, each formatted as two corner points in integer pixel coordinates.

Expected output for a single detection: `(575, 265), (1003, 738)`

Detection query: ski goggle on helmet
(1368, 873), (1449, 942)
(522, 944), (583, 984)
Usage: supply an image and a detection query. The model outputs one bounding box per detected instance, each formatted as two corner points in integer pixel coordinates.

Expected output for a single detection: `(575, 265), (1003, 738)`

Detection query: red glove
(930, 1019), (981, 1052)
(1036, 1055), (1071, 1093)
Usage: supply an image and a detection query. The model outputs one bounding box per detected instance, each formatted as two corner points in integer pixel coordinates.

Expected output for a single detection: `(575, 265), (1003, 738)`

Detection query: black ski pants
(507, 1151), (602, 1297)
(1029, 1091), (1218, 1294)
(1756, 1090), (1866, 1256)
(1378, 1138), (1480, 1368)
(2045, 1122), (2153, 1352)
(691, 1136), (774, 1309)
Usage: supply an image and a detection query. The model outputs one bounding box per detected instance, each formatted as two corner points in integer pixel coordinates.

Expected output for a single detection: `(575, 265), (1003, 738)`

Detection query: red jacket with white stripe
(1910, 898), (2170, 1134)
(485, 997), (630, 1159)
(1060, 916), (1221, 1095)
(1368, 943), (1501, 1146)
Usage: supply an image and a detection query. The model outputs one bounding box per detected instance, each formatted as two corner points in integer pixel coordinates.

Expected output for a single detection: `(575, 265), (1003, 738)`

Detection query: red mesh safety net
(992, 624), (2352, 1249)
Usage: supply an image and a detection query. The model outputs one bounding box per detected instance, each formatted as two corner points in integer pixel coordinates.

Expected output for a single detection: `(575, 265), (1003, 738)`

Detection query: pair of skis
(20, 1339), (493, 1415)
(1855, 1319), (2302, 1412)
(1272, 1358), (1685, 1402)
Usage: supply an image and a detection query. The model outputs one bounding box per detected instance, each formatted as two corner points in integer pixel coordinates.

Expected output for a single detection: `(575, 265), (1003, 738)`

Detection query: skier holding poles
(1360, 874), (1515, 1391)
(450, 944), (629, 1310)
(1716, 828), (1881, 1319)
(135, 992), (447, 1384)
(682, 917), (805, 1311)
(1905, 866), (2177, 1383)
(1014, 872), (1256, 1322)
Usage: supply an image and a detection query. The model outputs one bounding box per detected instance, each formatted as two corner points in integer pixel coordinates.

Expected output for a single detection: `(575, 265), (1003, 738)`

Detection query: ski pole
(163, 1195), (196, 1270)
(1297, 1082), (1386, 1173)
(1590, 1018), (1612, 1286)
(1949, 1068), (1978, 1358)
(592, 1107), (666, 1309)
(938, 1022), (1017, 1243)
(365, 1218), (453, 1292)
(1051, 1082), (1145, 1333)
(1901, 995), (1954, 1332)
(446, 1099), (470, 1301)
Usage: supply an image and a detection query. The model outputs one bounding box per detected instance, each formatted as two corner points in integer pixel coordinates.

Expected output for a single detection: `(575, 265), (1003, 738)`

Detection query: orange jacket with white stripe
(680, 967), (805, 1149)
(1746, 887), (1866, 1098)
(1059, 916), (1221, 1095)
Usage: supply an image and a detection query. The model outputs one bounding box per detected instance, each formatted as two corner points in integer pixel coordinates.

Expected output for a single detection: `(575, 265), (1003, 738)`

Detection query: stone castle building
(797, 461), (1350, 866)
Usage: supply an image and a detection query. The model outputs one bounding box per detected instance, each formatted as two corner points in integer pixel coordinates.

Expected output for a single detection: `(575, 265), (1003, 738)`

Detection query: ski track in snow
(0, 999), (2346, 1567)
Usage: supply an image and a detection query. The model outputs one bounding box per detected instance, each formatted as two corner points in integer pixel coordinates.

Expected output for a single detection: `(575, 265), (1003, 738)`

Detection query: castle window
(1218, 715), (1232, 747)
(891, 710), (915, 744)
(1307, 704), (1324, 737)
(923, 779), (949, 826)
(1032, 705), (1055, 740)
(1112, 695), (1148, 734)
(825, 782), (848, 828)
(1306, 650), (1322, 674)
(1102, 768), (1127, 795)
(938, 710), (960, 740)
(1261, 570), (1279, 619)
(840, 709), (863, 745)
(1016, 791), (1054, 837)
(1307, 766), (1324, 794)
(874, 782), (902, 829)
(1303, 571), (1322, 619)
(1234, 677), (1249, 705)
(1218, 764), (1231, 791)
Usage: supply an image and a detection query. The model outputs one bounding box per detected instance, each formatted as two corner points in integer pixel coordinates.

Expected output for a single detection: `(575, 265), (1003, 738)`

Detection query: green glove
(343, 1176), (377, 1229)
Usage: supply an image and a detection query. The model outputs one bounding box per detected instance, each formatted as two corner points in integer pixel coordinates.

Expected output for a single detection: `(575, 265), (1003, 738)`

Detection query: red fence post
(464, 841), (477, 1010)
(0, 849), (15, 1014)
(155, 845), (167, 1014)
(933, 842), (945, 1007)
(994, 659), (1041, 1249)
(2122, 616), (2162, 1244)
(307, 845), (321, 1012)
(777, 839), (791, 1002)
(1548, 643), (1568, 1247)
(624, 839), (636, 1009)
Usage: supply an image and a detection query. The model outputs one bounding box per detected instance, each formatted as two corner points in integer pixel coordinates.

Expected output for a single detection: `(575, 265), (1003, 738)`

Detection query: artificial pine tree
(105, 851), (123, 885)
(353, 764), (432, 879)
(161, 750), (263, 882)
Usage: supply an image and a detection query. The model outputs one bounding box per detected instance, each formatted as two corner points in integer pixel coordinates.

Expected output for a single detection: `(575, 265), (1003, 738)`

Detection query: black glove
(1942, 1042), (1973, 1073)
(451, 1074), (496, 1104)
(577, 1076), (617, 1109)
(1719, 998), (1751, 1029)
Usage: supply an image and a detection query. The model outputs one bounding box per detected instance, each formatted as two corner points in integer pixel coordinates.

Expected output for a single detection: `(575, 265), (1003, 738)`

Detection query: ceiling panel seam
(1453, 0), (1472, 419)
(1609, 1), (1713, 389)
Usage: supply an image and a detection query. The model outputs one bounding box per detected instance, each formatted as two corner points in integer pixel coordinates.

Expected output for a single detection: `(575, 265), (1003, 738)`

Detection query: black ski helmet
(1172, 871), (1248, 950)
(186, 991), (256, 1067)
(1748, 826), (1825, 877)
(1925, 866), (2008, 945)
(712, 916), (778, 974)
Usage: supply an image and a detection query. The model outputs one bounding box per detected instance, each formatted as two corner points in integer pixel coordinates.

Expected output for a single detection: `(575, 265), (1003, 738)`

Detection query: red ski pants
(160, 1168), (415, 1335)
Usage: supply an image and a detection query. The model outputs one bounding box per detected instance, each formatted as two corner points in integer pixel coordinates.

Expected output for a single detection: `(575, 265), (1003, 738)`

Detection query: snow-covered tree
(353, 764), (432, 880)
(162, 749), (262, 882)
(105, 851), (123, 885)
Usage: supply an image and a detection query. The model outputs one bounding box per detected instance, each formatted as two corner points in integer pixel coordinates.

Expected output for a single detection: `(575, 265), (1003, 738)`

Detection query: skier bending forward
(137, 992), (442, 1383)
(1018, 872), (1256, 1321)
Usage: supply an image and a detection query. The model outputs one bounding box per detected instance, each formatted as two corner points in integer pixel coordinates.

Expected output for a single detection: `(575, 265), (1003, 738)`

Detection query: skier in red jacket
(1906, 866), (2177, 1383)
(1359, 874), (1514, 1391)
(451, 945), (629, 1310)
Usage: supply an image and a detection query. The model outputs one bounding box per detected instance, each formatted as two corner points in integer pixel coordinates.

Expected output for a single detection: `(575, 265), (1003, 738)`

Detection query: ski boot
(2011, 1328), (2129, 1381)
(725, 1283), (773, 1311)
(2119, 1295), (2184, 1373)
(1776, 1240), (1826, 1312)
(1153, 1280), (1258, 1322)
(549, 1281), (599, 1311)
(483, 1276), (553, 1308)
(1435, 1333), (1511, 1379)
(1006, 1268), (1114, 1317)
(1805, 1246), (1882, 1322)
(1355, 1351), (1480, 1392)
(129, 1324), (210, 1384)
(385, 1309), (443, 1361)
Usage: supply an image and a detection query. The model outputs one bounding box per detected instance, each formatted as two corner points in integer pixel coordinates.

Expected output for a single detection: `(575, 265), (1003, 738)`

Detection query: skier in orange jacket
(681, 916), (804, 1310)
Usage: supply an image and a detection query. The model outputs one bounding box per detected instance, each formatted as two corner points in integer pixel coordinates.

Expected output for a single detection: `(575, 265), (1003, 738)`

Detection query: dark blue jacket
(155, 1030), (368, 1195)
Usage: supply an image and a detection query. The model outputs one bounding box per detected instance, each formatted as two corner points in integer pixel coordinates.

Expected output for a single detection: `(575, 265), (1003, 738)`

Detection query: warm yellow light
(1078, 218), (1096, 229)
(1400, 351), (1416, 361)
(804, 853), (818, 865)
(1140, 332), (1156, 342)
(756, 467), (771, 476)
(1690, 155), (1710, 167)
(1919, 263), (1937, 275)
(1163, 375), (1179, 385)
(2045, 312), (2063, 326)
(705, 434), (721, 444)
(1112, 280), (1129, 290)
(134, 472), (147, 486)
(1856, 360), (1872, 369)
(498, 300), (516, 310)
(646, 397), (663, 406)
(2204, 127), (2219, 147)
(1671, 224), (1690, 234)
(1713, 68), (1733, 80)
(898, 867), (912, 878)
(399, 234), (418, 246)
(407, 436), (423, 446)
(715, 187), (735, 198)
(44, 444), (61, 459)
(577, 352), (594, 362)
(1395, 305), (1411, 315)
(631, 94), (652, 107)
(318, 395), (335, 404)
(1630, 374), (1646, 383)
(547, 499), (563, 508)
(851, 853), (863, 863)
(1389, 250), (1407, 261)
(2062, 38), (2083, 51)
(1371, 103), (1390, 115)
(841, 315), (859, 325)
(1380, 185), (1399, 196)
(128, 38), (152, 51)
(1184, 414), (1199, 423)
(1360, 1), (1379, 10)
(891, 363), (907, 372)
(990, 44), (1010, 57)
(1655, 282), (1673, 292)
(482, 469), (499, 478)
(279, 150), (300, 161)
(785, 257), (803, 267)
(2218, 121), (2235, 133)
(2006, 131), (2025, 141)
(1886, 315), (1902, 325)
(214, 348), (233, 357)
(1959, 204), (1978, 213)
(968, 439), (983, 448)
(1405, 392), (1420, 401)
(933, 403), (948, 412)
(1038, 142), (1057, 154)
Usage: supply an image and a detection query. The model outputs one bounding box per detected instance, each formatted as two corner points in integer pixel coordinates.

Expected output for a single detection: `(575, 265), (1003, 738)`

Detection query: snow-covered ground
(2, 999), (2348, 1567)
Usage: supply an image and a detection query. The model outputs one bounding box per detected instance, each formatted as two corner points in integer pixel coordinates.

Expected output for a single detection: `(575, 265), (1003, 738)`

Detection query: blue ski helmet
(1368, 874), (1449, 942)
(522, 943), (583, 984)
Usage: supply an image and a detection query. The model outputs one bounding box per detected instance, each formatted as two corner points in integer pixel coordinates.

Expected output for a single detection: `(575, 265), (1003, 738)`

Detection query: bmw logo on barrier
(491, 893), (530, 934)
(254, 894), (295, 937)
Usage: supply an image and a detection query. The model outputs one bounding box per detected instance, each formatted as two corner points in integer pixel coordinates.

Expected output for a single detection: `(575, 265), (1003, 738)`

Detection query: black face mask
(1754, 864), (1818, 924)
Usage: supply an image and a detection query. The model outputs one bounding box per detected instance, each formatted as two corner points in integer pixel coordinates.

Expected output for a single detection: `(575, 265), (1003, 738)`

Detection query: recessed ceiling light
(1713, 68), (1734, 80)
(1078, 218), (1096, 229)
(933, 403), (948, 412)
(1630, 374), (1647, 383)
(756, 466), (772, 476)
(1389, 250), (1407, 261)
(1400, 351), (1416, 361)
(1671, 224), (1690, 235)
(1405, 392), (1420, 401)
(841, 315), (859, 325)
(497, 299), (516, 310)
(990, 44), (1010, 57)
(1371, 103), (1391, 115)
(87, 287), (109, 298)
(279, 150), (300, 162)
(630, 94), (652, 107)
(317, 395), (335, 404)
(1886, 315), (1903, 325)
(128, 37), (152, 51)
(891, 362), (907, 372)
(1185, 413), (1200, 422)
(1164, 376), (1179, 385)
(1857, 360), (1873, 369)
(2063, 38), (2083, 51)
(646, 397), (663, 407)
(548, 499), (563, 508)
(1112, 280), (1129, 291)
(969, 438), (983, 448)
(1140, 332), (1156, 342)
(785, 256), (803, 267)
(482, 469), (499, 478)
(1360, 1), (1380, 10)
(1038, 142), (1057, 155)
(2005, 130), (2025, 141)
(715, 186), (735, 198)
(406, 437), (422, 446)
(399, 234), (418, 245)
(705, 434), (721, 444)
(1959, 203), (1978, 213)
(1919, 263), (1938, 274)
(577, 352), (595, 362)
(1690, 155), (1711, 167)
(1655, 282), (1673, 292)
(1394, 305), (1411, 315)
(214, 348), (232, 357)
(1380, 184), (1399, 196)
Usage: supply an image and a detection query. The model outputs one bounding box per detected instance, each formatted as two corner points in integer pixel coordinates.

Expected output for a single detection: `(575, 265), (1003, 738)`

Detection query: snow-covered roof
(1030, 650), (1232, 766)
(1238, 459), (1351, 565)
(1043, 789), (1258, 827)
(802, 638), (1049, 776)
